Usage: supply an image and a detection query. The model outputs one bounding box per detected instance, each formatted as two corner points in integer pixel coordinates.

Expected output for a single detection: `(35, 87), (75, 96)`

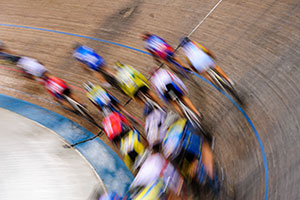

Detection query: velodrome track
(0, 0), (299, 199)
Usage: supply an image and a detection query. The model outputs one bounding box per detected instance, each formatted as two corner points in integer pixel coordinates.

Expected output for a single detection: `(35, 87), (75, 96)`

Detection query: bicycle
(166, 89), (213, 144)
(138, 92), (165, 113)
(62, 94), (102, 129)
(206, 68), (243, 105)
(61, 95), (104, 149)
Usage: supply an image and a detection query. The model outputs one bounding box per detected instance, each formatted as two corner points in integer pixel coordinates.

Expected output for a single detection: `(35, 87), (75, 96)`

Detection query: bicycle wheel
(179, 101), (213, 141)
(77, 104), (99, 125)
(223, 83), (243, 105)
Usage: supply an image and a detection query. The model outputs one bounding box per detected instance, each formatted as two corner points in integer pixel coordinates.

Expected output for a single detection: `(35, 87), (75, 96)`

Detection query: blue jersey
(163, 119), (203, 160)
(73, 45), (105, 71)
(87, 85), (119, 109)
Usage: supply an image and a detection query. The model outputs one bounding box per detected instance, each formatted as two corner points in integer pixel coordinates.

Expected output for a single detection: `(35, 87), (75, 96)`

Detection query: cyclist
(41, 75), (82, 111)
(84, 82), (132, 117)
(73, 44), (115, 87)
(162, 118), (219, 193)
(130, 152), (184, 199)
(101, 106), (147, 172)
(180, 37), (233, 86)
(102, 106), (132, 144)
(0, 42), (49, 79)
(141, 33), (189, 74)
(151, 68), (201, 118)
(114, 62), (163, 108)
(120, 129), (148, 172)
(143, 103), (167, 150)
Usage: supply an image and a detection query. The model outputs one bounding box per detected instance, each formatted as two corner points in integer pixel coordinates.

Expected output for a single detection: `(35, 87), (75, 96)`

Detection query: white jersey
(130, 153), (183, 194)
(182, 41), (215, 72)
(17, 57), (47, 77)
(151, 69), (187, 97)
(145, 109), (166, 148)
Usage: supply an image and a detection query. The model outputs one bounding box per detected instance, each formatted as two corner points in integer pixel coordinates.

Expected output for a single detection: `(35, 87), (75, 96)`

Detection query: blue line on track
(0, 23), (151, 55)
(0, 23), (268, 200)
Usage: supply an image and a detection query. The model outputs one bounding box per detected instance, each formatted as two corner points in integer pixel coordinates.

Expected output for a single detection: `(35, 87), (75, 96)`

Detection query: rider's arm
(78, 61), (90, 71)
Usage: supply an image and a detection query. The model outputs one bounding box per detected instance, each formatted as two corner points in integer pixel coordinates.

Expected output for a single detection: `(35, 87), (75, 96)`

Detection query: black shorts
(0, 52), (21, 63)
(163, 83), (183, 101)
(134, 85), (149, 98)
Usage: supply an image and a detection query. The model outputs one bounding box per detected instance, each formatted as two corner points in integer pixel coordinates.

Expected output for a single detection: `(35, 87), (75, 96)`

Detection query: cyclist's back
(144, 104), (167, 149)
(115, 62), (148, 98)
(143, 34), (174, 60)
(17, 57), (48, 78)
(86, 83), (119, 109)
(120, 129), (146, 170)
(44, 76), (70, 99)
(151, 68), (187, 101)
(102, 108), (130, 143)
(130, 152), (183, 197)
(73, 45), (105, 71)
(181, 38), (215, 73)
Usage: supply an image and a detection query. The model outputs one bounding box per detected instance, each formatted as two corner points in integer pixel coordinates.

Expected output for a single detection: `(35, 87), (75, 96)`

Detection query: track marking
(187, 0), (224, 37)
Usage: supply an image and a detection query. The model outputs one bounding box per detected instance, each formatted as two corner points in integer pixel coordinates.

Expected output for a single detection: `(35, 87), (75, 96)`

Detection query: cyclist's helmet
(141, 32), (152, 41)
(114, 61), (125, 70)
(83, 81), (95, 92)
(179, 37), (191, 47)
(72, 42), (82, 50)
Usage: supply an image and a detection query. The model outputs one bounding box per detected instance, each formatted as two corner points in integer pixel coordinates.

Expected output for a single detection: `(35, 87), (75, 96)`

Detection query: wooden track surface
(0, 0), (299, 199)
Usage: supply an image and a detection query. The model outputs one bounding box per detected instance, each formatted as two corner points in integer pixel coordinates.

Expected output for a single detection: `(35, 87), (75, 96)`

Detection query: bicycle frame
(167, 90), (201, 129)
(206, 68), (226, 91)
(138, 92), (164, 112)
(63, 94), (100, 128)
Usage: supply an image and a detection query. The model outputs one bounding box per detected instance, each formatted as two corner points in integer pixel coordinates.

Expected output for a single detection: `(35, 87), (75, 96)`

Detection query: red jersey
(102, 111), (129, 141)
(45, 77), (69, 98)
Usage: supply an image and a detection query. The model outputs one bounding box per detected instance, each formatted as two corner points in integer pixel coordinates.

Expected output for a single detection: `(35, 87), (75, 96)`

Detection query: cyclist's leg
(201, 141), (214, 179)
(172, 55), (190, 71)
(135, 95), (145, 107)
(78, 62), (90, 71)
(145, 89), (165, 108)
(180, 95), (200, 117)
(201, 70), (215, 85)
(213, 65), (231, 83)
(161, 59), (179, 73)
(169, 100), (184, 117)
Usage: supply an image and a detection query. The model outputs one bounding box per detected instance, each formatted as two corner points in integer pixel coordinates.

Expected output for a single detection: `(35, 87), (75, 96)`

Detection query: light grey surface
(0, 108), (103, 200)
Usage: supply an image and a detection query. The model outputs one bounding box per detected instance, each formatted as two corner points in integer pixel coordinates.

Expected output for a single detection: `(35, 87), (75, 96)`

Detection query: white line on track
(188, 0), (224, 37)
